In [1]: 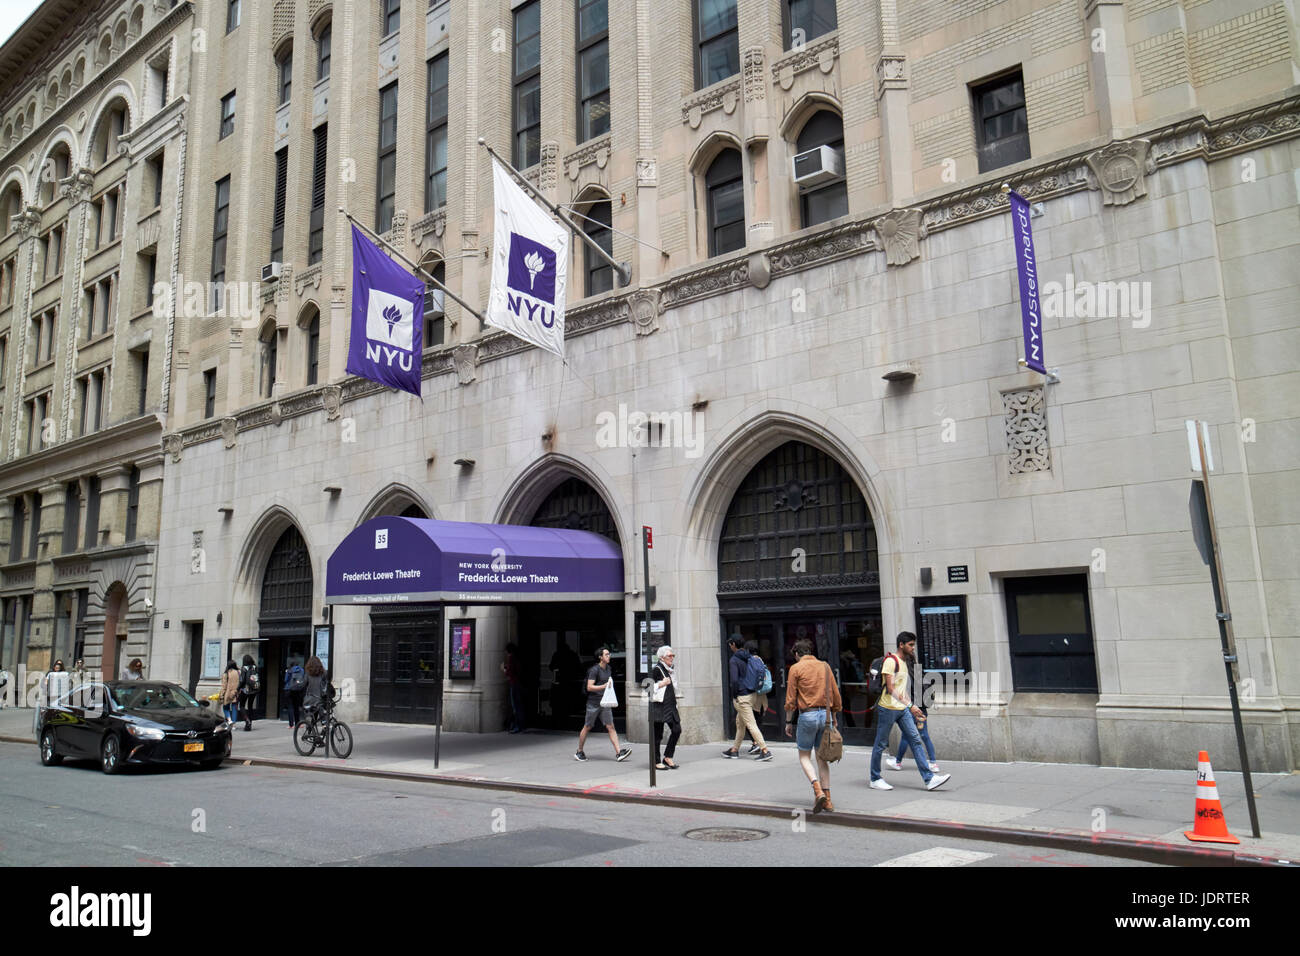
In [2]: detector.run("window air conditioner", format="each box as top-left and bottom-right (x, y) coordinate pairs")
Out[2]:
(262, 261), (283, 282)
(425, 287), (445, 315)
(792, 145), (845, 189)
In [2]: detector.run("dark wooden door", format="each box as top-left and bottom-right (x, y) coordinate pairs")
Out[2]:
(369, 605), (442, 723)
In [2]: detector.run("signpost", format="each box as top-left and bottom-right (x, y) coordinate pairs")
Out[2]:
(643, 525), (655, 789)
(1186, 420), (1259, 838)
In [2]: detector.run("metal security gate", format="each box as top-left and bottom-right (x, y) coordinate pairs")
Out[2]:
(369, 604), (442, 723)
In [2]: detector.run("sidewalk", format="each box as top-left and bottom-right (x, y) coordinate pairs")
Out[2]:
(4, 706), (1296, 865)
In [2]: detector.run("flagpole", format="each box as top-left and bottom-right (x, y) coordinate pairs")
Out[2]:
(478, 138), (632, 288)
(342, 209), (488, 326)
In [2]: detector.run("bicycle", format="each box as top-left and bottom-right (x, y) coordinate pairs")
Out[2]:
(292, 691), (353, 758)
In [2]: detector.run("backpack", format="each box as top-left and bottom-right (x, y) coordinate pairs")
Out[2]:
(241, 666), (260, 694)
(757, 660), (773, 695)
(743, 654), (767, 694)
(288, 666), (307, 692)
(866, 653), (899, 705)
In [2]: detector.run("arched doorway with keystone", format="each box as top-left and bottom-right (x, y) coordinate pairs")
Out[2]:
(716, 440), (883, 746)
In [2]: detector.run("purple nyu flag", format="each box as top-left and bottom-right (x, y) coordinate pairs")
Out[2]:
(1008, 190), (1046, 375)
(347, 224), (424, 397)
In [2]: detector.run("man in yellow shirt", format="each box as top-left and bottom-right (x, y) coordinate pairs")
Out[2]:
(870, 632), (951, 791)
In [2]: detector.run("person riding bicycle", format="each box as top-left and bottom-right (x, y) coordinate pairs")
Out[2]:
(302, 655), (334, 727)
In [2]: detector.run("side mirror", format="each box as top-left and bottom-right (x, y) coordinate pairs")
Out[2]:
(198, 699), (210, 708)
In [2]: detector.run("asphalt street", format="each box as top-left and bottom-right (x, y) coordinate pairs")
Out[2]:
(0, 742), (1155, 867)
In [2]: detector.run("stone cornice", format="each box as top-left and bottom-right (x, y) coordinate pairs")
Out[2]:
(0, 414), (163, 496)
(0, 2), (196, 166)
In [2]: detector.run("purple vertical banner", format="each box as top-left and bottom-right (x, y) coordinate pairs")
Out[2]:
(346, 225), (424, 397)
(1008, 189), (1046, 375)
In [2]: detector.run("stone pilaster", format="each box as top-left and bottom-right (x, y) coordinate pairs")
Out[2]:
(875, 1), (912, 207)
(1085, 0), (1137, 139)
(96, 464), (132, 548)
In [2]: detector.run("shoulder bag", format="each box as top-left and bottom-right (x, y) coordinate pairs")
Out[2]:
(816, 663), (844, 763)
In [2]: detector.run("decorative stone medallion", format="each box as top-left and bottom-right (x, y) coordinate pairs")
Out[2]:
(1085, 139), (1153, 206)
(870, 208), (926, 266)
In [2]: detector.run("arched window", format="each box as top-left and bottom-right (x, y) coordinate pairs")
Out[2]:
(718, 440), (877, 592)
(301, 307), (320, 386)
(260, 322), (278, 398)
(91, 100), (129, 167)
(315, 21), (331, 80)
(40, 144), (71, 205)
(2, 183), (24, 234)
(276, 44), (293, 106)
(529, 476), (619, 543)
(705, 149), (744, 257)
(419, 253), (445, 349)
(259, 526), (313, 625)
(795, 109), (847, 227)
(581, 198), (613, 296)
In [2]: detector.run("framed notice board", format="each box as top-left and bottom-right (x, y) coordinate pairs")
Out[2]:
(913, 595), (971, 674)
(448, 619), (475, 680)
(634, 611), (670, 681)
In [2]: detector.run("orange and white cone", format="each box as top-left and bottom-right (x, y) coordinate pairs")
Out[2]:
(1183, 750), (1240, 844)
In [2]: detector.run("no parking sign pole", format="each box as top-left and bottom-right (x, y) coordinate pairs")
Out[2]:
(643, 526), (655, 790)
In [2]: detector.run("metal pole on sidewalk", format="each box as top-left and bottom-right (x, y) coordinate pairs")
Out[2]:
(478, 138), (632, 287)
(643, 526), (655, 789)
(342, 209), (489, 327)
(1193, 422), (1260, 838)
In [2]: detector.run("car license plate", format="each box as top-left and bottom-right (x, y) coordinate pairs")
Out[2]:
(183, 742), (204, 753)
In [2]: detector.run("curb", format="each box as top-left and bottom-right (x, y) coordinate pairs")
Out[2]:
(8, 734), (1284, 867)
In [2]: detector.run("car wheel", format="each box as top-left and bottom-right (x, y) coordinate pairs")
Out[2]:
(39, 728), (63, 766)
(100, 734), (121, 775)
(200, 758), (223, 771)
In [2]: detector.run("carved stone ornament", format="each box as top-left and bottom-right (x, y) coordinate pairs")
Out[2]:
(682, 76), (742, 127)
(539, 142), (560, 191)
(876, 53), (907, 98)
(15, 205), (42, 239)
(772, 33), (840, 91)
(748, 251), (772, 290)
(410, 209), (447, 248)
(1085, 139), (1154, 206)
(565, 136), (611, 181)
(628, 288), (662, 336)
(295, 265), (323, 296)
(220, 418), (238, 448)
(743, 47), (765, 103)
(60, 168), (94, 203)
(452, 344), (478, 385)
(636, 158), (658, 187)
(871, 208), (926, 266)
(321, 384), (342, 421)
(269, 402), (283, 427)
(162, 433), (183, 463)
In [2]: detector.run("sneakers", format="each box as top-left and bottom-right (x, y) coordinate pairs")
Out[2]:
(755, 750), (774, 762)
(615, 748), (632, 761)
(573, 751), (588, 762)
(746, 744), (761, 755)
(928, 762), (941, 773)
(885, 756), (902, 771)
(869, 778), (894, 791)
(926, 772), (952, 791)
(721, 749), (740, 759)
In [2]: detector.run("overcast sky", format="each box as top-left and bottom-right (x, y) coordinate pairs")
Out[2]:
(0, 0), (45, 49)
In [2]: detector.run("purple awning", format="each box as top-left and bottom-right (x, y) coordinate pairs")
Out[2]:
(325, 517), (625, 605)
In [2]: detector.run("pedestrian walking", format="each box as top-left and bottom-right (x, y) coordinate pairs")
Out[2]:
(121, 658), (145, 680)
(650, 646), (681, 770)
(886, 644), (939, 773)
(220, 660), (240, 725)
(574, 646), (631, 762)
(502, 642), (525, 733)
(43, 660), (70, 704)
(783, 638), (842, 813)
(238, 654), (260, 732)
(284, 656), (307, 730)
(0, 665), (9, 708)
(721, 636), (773, 760)
(870, 632), (950, 792)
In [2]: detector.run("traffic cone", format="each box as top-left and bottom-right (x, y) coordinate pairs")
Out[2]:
(1183, 750), (1240, 844)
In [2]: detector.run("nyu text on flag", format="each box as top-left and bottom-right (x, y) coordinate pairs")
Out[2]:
(347, 224), (424, 397)
(486, 157), (568, 358)
(1008, 189), (1046, 375)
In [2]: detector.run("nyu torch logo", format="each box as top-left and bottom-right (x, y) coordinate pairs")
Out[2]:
(505, 233), (557, 328)
(364, 289), (415, 372)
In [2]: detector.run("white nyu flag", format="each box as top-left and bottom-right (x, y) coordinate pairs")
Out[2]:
(487, 158), (569, 358)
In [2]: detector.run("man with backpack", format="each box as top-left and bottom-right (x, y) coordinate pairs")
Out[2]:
(284, 656), (307, 730)
(869, 632), (950, 792)
(721, 637), (774, 761)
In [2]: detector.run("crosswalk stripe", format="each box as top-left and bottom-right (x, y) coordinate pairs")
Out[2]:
(873, 847), (995, 867)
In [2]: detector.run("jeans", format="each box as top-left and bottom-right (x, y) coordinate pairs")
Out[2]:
(794, 709), (827, 751)
(223, 703), (238, 723)
(508, 684), (526, 732)
(871, 707), (932, 783)
(897, 716), (936, 765)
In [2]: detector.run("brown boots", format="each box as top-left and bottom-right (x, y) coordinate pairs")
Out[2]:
(812, 781), (832, 814)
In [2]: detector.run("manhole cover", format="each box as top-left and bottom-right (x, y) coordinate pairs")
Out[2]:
(683, 827), (769, 843)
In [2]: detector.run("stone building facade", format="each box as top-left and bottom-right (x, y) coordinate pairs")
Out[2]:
(0, 0), (193, 695)
(6, 0), (1294, 770)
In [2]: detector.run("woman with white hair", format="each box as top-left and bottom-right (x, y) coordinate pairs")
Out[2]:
(651, 646), (681, 770)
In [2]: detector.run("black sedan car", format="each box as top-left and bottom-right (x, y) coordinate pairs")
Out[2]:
(38, 680), (232, 774)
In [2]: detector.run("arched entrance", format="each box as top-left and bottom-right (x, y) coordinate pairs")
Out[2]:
(237, 526), (313, 722)
(515, 475), (624, 732)
(717, 440), (882, 744)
